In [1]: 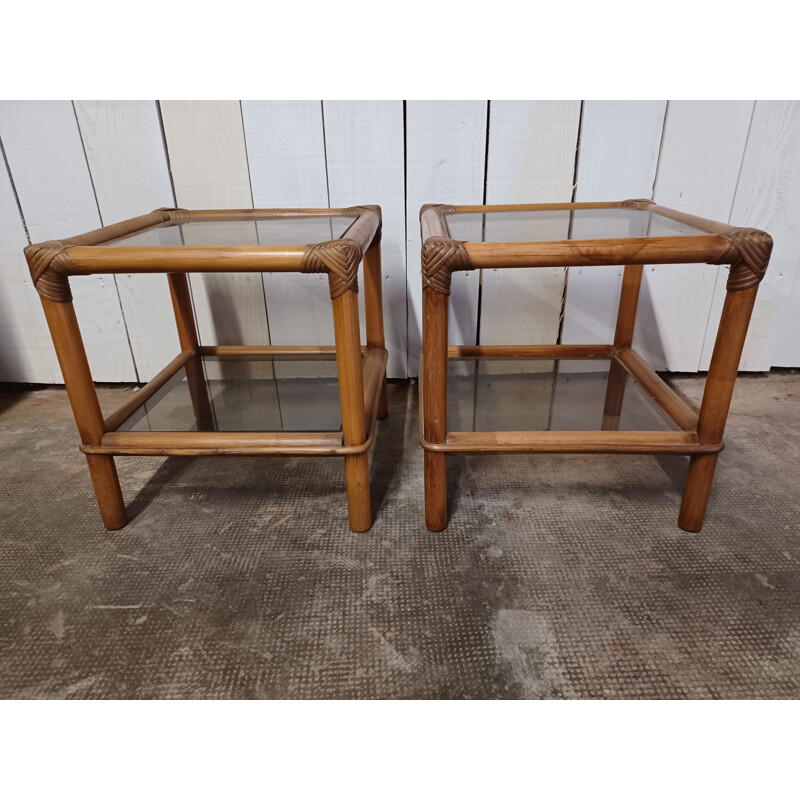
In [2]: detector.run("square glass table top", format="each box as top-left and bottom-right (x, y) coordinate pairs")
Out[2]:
(446, 358), (678, 433)
(115, 355), (343, 434)
(444, 207), (711, 243)
(106, 215), (357, 247)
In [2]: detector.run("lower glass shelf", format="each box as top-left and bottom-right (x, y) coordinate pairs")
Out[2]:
(445, 357), (679, 433)
(116, 354), (343, 434)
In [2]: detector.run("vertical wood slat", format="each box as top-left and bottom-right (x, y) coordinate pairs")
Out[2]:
(637, 100), (754, 372)
(323, 100), (406, 379)
(73, 100), (179, 381)
(159, 100), (270, 348)
(0, 148), (60, 383)
(241, 101), (331, 353)
(405, 101), (488, 376)
(708, 101), (800, 371)
(479, 101), (581, 378)
(0, 100), (136, 382)
(561, 101), (666, 359)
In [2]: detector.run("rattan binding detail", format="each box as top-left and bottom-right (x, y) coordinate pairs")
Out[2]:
(24, 240), (75, 303)
(419, 204), (457, 220)
(421, 236), (471, 295)
(169, 208), (191, 225)
(711, 228), (773, 291)
(620, 198), (654, 210)
(302, 239), (362, 299)
(152, 207), (191, 225)
(342, 205), (379, 217)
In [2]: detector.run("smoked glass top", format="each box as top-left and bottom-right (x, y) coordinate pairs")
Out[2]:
(106, 216), (357, 247)
(444, 208), (711, 243)
(446, 358), (678, 432)
(115, 355), (342, 433)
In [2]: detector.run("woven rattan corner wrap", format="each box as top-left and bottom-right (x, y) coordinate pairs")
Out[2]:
(711, 228), (773, 291)
(421, 237), (470, 295)
(24, 241), (75, 303)
(302, 239), (362, 298)
(621, 198), (654, 210)
(420, 203), (456, 216)
(152, 207), (189, 224)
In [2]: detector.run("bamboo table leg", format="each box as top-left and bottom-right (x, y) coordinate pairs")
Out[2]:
(41, 299), (126, 530)
(363, 237), (388, 420)
(332, 285), (371, 532)
(603, 264), (643, 430)
(423, 286), (449, 531)
(167, 273), (214, 430)
(678, 284), (759, 531)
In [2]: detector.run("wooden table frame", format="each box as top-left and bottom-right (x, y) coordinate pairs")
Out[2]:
(25, 206), (388, 533)
(419, 199), (773, 533)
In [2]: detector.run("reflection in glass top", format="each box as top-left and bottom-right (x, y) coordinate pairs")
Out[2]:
(444, 208), (710, 243)
(107, 216), (357, 247)
(116, 355), (342, 433)
(446, 358), (678, 432)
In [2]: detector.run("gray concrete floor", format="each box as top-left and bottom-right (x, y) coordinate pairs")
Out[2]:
(1, 374), (799, 699)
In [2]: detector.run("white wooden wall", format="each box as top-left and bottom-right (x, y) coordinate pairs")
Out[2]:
(1, 100), (799, 384)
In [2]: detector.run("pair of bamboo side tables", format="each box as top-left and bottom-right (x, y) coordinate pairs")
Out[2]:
(25, 202), (771, 534)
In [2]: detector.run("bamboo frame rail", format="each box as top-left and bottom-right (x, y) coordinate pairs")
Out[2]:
(102, 350), (195, 433)
(419, 199), (772, 533)
(26, 206), (387, 532)
(447, 344), (615, 359)
(417, 353), (723, 456)
(615, 347), (699, 432)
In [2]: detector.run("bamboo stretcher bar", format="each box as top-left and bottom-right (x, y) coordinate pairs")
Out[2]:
(450, 201), (622, 213)
(63, 210), (172, 247)
(434, 430), (723, 455)
(614, 348), (699, 432)
(62, 246), (307, 272)
(448, 344), (615, 359)
(638, 201), (739, 236)
(86, 431), (346, 457)
(462, 236), (729, 270)
(103, 350), (195, 433)
(184, 208), (362, 221)
(197, 345), (349, 360)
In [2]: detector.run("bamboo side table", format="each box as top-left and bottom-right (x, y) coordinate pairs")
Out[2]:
(25, 206), (388, 532)
(419, 199), (772, 532)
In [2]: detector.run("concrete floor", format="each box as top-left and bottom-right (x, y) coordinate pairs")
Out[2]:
(1, 374), (799, 699)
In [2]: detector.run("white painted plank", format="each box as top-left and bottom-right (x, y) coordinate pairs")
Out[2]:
(637, 100), (753, 372)
(0, 152), (60, 383)
(241, 100), (332, 361)
(478, 101), (581, 375)
(74, 100), (179, 381)
(703, 101), (800, 370)
(0, 100), (136, 382)
(406, 101), (488, 376)
(562, 101), (666, 351)
(159, 101), (270, 348)
(323, 100), (407, 378)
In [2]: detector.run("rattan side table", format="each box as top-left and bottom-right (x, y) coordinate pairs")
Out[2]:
(419, 200), (772, 532)
(25, 206), (388, 532)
